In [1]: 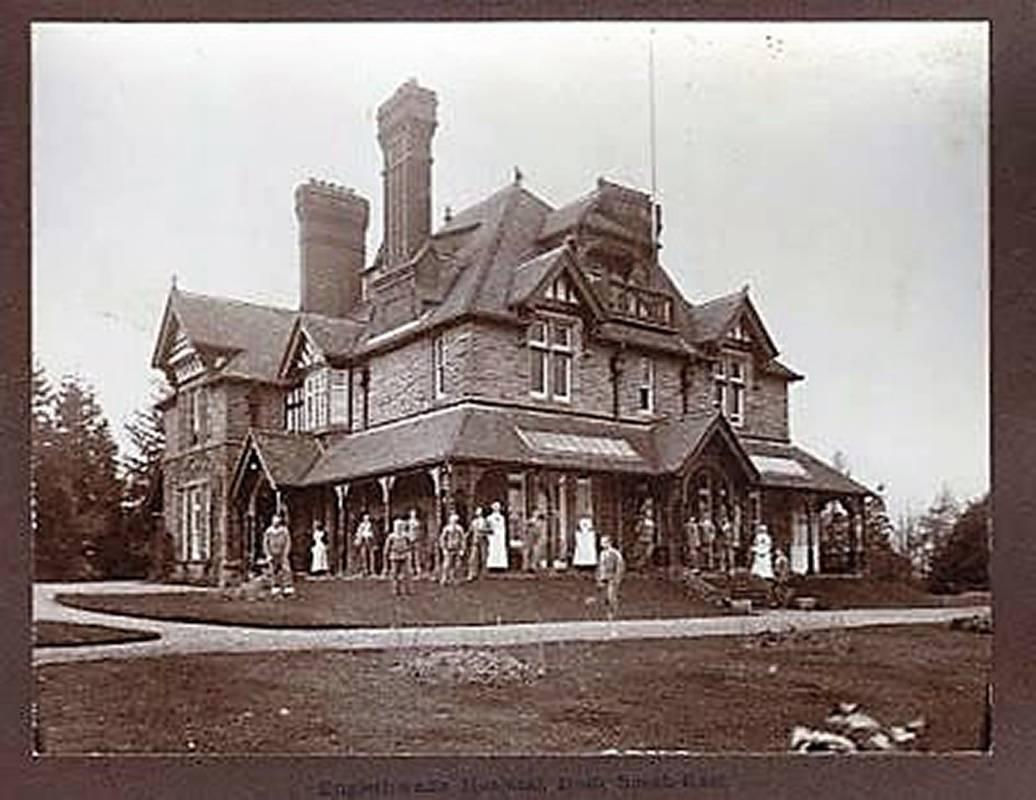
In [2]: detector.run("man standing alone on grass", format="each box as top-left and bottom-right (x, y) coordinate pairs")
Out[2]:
(383, 518), (413, 596)
(596, 535), (625, 620)
(263, 513), (294, 597)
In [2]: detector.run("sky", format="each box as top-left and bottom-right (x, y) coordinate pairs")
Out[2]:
(31, 21), (988, 519)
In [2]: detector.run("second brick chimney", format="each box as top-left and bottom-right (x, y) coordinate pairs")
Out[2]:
(295, 179), (370, 317)
(377, 79), (438, 269)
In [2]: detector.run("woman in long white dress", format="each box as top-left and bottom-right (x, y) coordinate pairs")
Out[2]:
(750, 524), (775, 580)
(309, 522), (329, 575)
(486, 501), (509, 569)
(572, 516), (598, 567)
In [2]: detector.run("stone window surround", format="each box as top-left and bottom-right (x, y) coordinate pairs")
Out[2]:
(713, 352), (748, 427)
(178, 479), (211, 564)
(528, 313), (575, 403)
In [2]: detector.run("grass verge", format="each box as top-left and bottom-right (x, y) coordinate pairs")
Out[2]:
(55, 574), (723, 628)
(34, 621), (160, 648)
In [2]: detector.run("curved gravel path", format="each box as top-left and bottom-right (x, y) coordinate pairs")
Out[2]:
(33, 581), (990, 666)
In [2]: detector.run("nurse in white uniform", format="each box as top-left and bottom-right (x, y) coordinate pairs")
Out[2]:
(486, 501), (509, 569)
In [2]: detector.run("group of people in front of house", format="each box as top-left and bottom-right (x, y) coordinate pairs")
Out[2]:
(682, 510), (792, 607)
(259, 496), (791, 609)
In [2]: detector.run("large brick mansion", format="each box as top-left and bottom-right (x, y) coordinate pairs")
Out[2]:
(151, 79), (868, 585)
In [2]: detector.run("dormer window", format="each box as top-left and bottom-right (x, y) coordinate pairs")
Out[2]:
(529, 317), (573, 402)
(713, 355), (747, 426)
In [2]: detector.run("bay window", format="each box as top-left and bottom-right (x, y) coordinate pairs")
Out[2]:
(179, 483), (210, 562)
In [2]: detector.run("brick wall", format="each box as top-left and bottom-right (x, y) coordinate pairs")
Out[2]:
(742, 369), (790, 440)
(366, 335), (435, 426)
(162, 442), (238, 584)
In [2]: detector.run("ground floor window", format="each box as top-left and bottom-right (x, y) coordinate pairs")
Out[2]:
(179, 483), (211, 562)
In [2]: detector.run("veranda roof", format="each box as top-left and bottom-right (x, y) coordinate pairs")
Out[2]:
(739, 437), (871, 496)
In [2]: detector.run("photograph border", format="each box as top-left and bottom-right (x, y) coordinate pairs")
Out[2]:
(4, 1), (1029, 797)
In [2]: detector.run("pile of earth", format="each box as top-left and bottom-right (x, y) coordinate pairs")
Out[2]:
(392, 648), (543, 686)
(741, 626), (853, 656)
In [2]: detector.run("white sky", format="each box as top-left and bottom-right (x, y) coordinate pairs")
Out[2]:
(31, 21), (988, 518)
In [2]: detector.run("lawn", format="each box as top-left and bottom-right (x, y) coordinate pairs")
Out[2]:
(33, 621), (160, 648)
(789, 576), (987, 609)
(34, 624), (991, 755)
(55, 573), (724, 628)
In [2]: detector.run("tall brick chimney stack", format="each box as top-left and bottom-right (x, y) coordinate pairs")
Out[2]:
(377, 79), (438, 268)
(294, 178), (370, 317)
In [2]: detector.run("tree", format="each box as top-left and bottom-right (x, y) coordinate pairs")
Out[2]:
(906, 486), (961, 579)
(861, 485), (912, 581)
(928, 493), (990, 593)
(122, 379), (169, 578)
(32, 372), (124, 580)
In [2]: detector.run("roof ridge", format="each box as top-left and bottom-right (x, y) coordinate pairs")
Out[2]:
(176, 288), (296, 315)
(467, 181), (525, 309)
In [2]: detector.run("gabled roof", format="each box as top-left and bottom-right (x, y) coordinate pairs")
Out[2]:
(152, 288), (297, 382)
(300, 311), (367, 359)
(231, 429), (325, 492)
(652, 411), (759, 480)
(739, 437), (871, 496)
(686, 286), (780, 360)
(506, 243), (607, 319)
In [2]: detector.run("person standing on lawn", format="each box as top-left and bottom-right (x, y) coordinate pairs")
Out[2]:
(465, 506), (491, 581)
(263, 513), (294, 597)
(771, 547), (792, 607)
(596, 535), (625, 620)
(383, 517), (413, 596)
(354, 513), (376, 577)
(439, 511), (466, 585)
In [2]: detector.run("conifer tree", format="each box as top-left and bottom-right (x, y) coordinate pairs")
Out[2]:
(32, 372), (124, 579)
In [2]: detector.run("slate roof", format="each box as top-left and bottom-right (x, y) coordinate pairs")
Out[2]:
(154, 176), (800, 386)
(303, 403), (659, 485)
(247, 430), (325, 487)
(299, 311), (367, 360)
(651, 411), (758, 478)
(159, 289), (297, 382)
(739, 437), (871, 496)
(296, 403), (865, 498)
(686, 289), (746, 343)
(507, 244), (569, 306)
